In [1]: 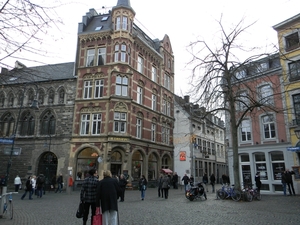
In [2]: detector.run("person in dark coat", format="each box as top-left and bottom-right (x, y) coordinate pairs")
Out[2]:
(157, 174), (164, 198)
(202, 173), (209, 192)
(255, 172), (262, 192)
(96, 170), (121, 225)
(21, 176), (33, 200)
(81, 169), (98, 225)
(281, 171), (287, 196)
(138, 175), (148, 200)
(285, 169), (296, 196)
(118, 174), (128, 202)
(36, 174), (45, 198)
(162, 174), (170, 199)
(55, 174), (63, 193)
(210, 173), (216, 193)
(172, 172), (178, 189)
(181, 174), (189, 192)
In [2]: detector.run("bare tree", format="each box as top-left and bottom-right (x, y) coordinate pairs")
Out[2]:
(186, 17), (284, 190)
(0, 0), (62, 70)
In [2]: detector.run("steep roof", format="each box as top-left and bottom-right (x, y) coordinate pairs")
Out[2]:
(113, 0), (134, 12)
(1, 62), (75, 85)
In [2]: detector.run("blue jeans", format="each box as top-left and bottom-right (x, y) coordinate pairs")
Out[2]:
(21, 190), (32, 199)
(141, 189), (146, 199)
(55, 183), (62, 193)
(282, 183), (286, 195)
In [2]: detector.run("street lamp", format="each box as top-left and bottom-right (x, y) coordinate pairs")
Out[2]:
(294, 125), (300, 140)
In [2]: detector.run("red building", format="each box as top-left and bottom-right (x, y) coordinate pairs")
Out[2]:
(70, 0), (175, 186)
(226, 54), (293, 194)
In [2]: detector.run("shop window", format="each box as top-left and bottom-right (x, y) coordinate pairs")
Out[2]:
(148, 153), (158, 180)
(254, 153), (267, 180)
(271, 152), (285, 181)
(76, 148), (98, 180)
(132, 151), (143, 181)
(240, 154), (250, 162)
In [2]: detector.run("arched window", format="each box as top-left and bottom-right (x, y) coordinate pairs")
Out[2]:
(8, 93), (14, 107)
(41, 111), (56, 135)
(58, 89), (65, 104)
(132, 151), (143, 181)
(48, 89), (55, 104)
(27, 89), (34, 106)
(38, 89), (45, 105)
(20, 111), (35, 136)
(0, 113), (14, 137)
(0, 92), (5, 107)
(17, 91), (23, 106)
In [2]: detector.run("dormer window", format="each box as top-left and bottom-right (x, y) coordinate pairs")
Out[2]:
(101, 16), (109, 21)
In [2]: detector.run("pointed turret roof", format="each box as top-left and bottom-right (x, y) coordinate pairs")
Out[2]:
(113, 0), (135, 13)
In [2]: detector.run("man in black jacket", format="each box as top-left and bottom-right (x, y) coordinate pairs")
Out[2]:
(285, 169), (296, 196)
(81, 169), (99, 225)
(96, 170), (121, 225)
(118, 174), (128, 202)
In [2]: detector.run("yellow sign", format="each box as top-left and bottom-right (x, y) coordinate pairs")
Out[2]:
(109, 137), (129, 142)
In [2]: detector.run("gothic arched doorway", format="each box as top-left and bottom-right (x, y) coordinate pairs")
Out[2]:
(37, 152), (58, 190)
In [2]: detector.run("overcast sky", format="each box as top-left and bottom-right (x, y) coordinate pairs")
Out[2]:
(3, 0), (299, 95)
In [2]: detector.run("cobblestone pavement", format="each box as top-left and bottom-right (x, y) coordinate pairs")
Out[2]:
(1, 185), (300, 225)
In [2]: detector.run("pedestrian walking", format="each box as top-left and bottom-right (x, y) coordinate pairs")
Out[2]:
(285, 169), (296, 196)
(80, 168), (99, 225)
(181, 174), (189, 192)
(255, 172), (262, 192)
(172, 172), (178, 189)
(96, 170), (121, 225)
(210, 173), (216, 193)
(36, 174), (45, 198)
(51, 175), (56, 191)
(31, 175), (36, 196)
(118, 174), (127, 202)
(281, 171), (287, 196)
(202, 173), (209, 192)
(158, 174), (164, 198)
(138, 175), (148, 200)
(162, 174), (170, 199)
(21, 176), (33, 200)
(14, 175), (22, 192)
(55, 174), (63, 193)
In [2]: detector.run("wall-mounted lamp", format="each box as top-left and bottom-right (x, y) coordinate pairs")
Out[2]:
(294, 125), (300, 140)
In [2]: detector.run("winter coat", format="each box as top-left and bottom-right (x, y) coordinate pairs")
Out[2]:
(96, 177), (121, 213)
(138, 178), (148, 191)
(181, 175), (189, 185)
(162, 175), (170, 189)
(210, 174), (216, 184)
(25, 179), (32, 191)
(119, 177), (128, 189)
(202, 174), (208, 184)
(255, 175), (262, 188)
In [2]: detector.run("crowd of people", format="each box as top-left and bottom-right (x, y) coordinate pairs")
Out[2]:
(18, 173), (64, 200)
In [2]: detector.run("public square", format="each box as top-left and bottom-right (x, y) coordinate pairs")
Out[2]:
(1, 185), (300, 225)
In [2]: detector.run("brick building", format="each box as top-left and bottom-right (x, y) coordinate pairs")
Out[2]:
(69, 0), (175, 187)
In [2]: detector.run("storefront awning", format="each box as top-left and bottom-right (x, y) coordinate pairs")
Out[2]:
(161, 168), (173, 174)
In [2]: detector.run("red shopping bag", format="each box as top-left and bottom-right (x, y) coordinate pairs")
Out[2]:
(92, 207), (102, 225)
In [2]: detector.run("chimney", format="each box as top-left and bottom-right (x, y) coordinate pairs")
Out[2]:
(184, 95), (190, 103)
(1, 67), (8, 74)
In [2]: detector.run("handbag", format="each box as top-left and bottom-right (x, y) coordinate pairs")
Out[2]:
(92, 207), (102, 225)
(76, 201), (84, 219)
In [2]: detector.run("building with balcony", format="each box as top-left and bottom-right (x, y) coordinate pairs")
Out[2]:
(69, 0), (175, 187)
(273, 13), (300, 192)
(174, 95), (227, 183)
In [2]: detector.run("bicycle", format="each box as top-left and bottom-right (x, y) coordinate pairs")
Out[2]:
(242, 183), (261, 202)
(217, 184), (241, 201)
(1, 192), (17, 219)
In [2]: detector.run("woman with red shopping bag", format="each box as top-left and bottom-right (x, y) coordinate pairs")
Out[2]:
(93, 207), (102, 225)
(95, 170), (121, 225)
